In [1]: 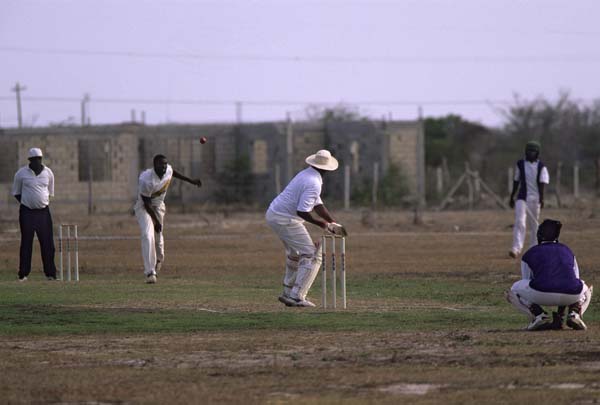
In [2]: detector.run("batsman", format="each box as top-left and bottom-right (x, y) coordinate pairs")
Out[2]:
(266, 150), (347, 307)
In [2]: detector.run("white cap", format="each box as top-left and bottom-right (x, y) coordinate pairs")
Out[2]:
(305, 149), (339, 171)
(28, 148), (43, 158)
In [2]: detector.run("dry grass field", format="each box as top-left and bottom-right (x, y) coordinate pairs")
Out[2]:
(1, 208), (599, 404)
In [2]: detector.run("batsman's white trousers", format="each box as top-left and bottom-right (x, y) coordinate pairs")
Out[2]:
(135, 203), (165, 276)
(266, 209), (322, 300)
(511, 279), (591, 312)
(512, 199), (540, 254)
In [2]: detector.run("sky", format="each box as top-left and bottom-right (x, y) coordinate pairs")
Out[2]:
(1, 0), (599, 128)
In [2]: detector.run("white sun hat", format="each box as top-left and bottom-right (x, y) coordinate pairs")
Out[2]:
(28, 148), (43, 158)
(305, 149), (339, 171)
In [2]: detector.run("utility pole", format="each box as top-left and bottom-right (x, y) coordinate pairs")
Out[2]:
(81, 93), (90, 126)
(286, 112), (294, 182)
(414, 106), (426, 224)
(235, 101), (243, 124)
(12, 82), (26, 128)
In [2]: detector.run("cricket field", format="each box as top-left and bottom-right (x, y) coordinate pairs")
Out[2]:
(1, 208), (599, 404)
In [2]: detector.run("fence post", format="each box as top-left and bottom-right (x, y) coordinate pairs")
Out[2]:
(372, 162), (379, 207)
(555, 162), (562, 208)
(275, 163), (281, 195)
(344, 165), (350, 210)
(436, 166), (443, 197)
(574, 162), (580, 199)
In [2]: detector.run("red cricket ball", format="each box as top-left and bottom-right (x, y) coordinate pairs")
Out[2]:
(200, 137), (207, 144)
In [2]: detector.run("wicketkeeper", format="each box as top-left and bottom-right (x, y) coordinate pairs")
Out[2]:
(506, 219), (593, 331)
(266, 150), (347, 307)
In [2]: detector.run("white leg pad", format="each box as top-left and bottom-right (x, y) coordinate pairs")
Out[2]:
(283, 253), (299, 296)
(505, 288), (534, 321)
(581, 284), (593, 315)
(291, 243), (323, 300)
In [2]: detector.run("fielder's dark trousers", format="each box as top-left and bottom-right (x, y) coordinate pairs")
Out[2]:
(18, 205), (57, 279)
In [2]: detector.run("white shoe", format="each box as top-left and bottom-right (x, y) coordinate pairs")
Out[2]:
(292, 297), (316, 307)
(155, 261), (162, 274)
(146, 274), (157, 284)
(18, 276), (27, 282)
(278, 294), (296, 307)
(566, 312), (587, 331)
(527, 313), (551, 331)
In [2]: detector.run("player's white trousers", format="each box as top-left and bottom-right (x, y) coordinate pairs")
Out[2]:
(135, 203), (165, 276)
(510, 279), (591, 313)
(266, 209), (323, 300)
(512, 199), (540, 254)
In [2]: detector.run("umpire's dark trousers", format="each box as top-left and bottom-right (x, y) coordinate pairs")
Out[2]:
(18, 205), (57, 279)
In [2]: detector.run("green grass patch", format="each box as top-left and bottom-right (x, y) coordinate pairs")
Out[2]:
(0, 273), (596, 336)
(0, 304), (520, 335)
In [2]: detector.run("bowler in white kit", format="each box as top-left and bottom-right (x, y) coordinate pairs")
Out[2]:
(135, 154), (202, 283)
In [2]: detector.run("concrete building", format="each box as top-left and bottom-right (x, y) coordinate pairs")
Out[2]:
(0, 119), (423, 215)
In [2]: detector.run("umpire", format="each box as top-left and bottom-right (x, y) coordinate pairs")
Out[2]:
(11, 148), (58, 281)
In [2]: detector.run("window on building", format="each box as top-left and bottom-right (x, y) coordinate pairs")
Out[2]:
(191, 140), (203, 177)
(0, 140), (18, 182)
(251, 140), (268, 174)
(78, 139), (112, 181)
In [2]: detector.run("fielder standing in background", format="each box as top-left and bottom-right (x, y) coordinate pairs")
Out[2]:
(509, 141), (549, 258)
(135, 154), (202, 284)
(11, 147), (58, 281)
(266, 150), (347, 307)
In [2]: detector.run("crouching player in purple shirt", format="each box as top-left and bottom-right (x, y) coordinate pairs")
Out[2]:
(505, 219), (593, 331)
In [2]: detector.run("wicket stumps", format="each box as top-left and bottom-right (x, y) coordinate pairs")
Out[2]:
(321, 235), (346, 309)
(58, 224), (79, 281)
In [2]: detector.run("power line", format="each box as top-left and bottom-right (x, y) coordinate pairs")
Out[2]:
(0, 95), (518, 106)
(0, 95), (597, 106)
(2, 46), (600, 64)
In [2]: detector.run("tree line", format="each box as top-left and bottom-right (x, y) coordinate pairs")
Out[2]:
(425, 93), (600, 203)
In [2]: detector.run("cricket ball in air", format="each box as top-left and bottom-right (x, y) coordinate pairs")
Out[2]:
(200, 137), (207, 144)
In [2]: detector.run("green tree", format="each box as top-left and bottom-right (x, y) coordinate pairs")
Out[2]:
(350, 164), (410, 206)
(215, 156), (255, 204)
(379, 164), (410, 205)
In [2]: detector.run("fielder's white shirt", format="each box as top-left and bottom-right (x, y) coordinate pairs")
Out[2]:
(514, 160), (550, 201)
(135, 164), (173, 208)
(12, 165), (54, 209)
(268, 166), (324, 218)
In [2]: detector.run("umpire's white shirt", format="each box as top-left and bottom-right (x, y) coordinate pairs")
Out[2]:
(514, 161), (549, 201)
(268, 166), (323, 218)
(12, 165), (54, 209)
(134, 164), (173, 209)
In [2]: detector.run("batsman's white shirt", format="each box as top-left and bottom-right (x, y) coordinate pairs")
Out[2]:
(514, 161), (549, 201)
(134, 164), (173, 209)
(12, 166), (54, 209)
(268, 166), (323, 218)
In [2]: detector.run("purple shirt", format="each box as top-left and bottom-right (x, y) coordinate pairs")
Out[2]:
(521, 242), (583, 294)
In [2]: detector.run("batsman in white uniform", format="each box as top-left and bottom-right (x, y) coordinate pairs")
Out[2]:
(266, 150), (347, 307)
(509, 141), (549, 258)
(134, 154), (202, 283)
